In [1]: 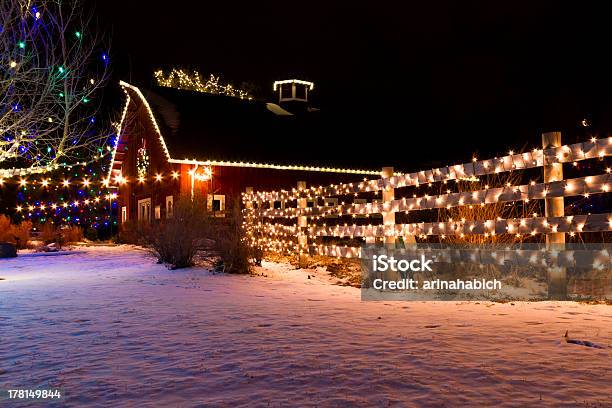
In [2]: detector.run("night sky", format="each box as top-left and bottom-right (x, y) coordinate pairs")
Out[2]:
(95, 1), (612, 171)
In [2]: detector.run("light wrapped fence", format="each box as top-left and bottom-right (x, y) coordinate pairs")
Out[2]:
(247, 212), (612, 259)
(243, 134), (611, 261)
(307, 213), (612, 238)
(245, 137), (612, 202)
(253, 173), (612, 218)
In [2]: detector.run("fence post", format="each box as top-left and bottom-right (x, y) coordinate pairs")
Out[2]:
(297, 181), (309, 267)
(542, 131), (567, 299)
(382, 167), (396, 247)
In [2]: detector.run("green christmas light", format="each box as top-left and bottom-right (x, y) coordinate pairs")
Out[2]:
(75, 31), (82, 39)
(58, 66), (65, 74)
(18, 41), (25, 49)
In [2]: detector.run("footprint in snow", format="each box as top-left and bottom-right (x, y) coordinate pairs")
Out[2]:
(563, 331), (606, 349)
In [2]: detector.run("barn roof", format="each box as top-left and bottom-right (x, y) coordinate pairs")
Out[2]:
(115, 81), (379, 176)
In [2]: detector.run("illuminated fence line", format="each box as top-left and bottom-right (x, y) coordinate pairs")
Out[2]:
(242, 133), (612, 260)
(252, 173), (612, 218)
(307, 213), (612, 238)
(245, 137), (612, 202)
(248, 213), (612, 242)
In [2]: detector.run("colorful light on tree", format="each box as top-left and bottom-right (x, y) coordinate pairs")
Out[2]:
(0, 0), (112, 177)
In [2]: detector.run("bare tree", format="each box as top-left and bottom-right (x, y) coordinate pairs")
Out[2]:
(0, 0), (110, 176)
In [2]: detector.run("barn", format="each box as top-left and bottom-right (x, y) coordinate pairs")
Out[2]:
(108, 80), (379, 223)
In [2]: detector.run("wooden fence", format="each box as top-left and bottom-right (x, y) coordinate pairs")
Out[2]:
(242, 133), (612, 260)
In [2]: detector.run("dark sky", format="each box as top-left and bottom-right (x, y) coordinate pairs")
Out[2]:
(95, 0), (612, 171)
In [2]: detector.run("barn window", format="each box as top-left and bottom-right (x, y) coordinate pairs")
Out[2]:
(281, 83), (293, 99)
(166, 196), (174, 218)
(207, 194), (226, 217)
(137, 198), (151, 222)
(295, 83), (307, 100)
(121, 206), (127, 223)
(155, 205), (161, 220)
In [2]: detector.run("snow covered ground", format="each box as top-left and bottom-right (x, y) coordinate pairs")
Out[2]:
(0, 246), (610, 407)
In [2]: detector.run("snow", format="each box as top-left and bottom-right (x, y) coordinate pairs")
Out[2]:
(0, 246), (610, 407)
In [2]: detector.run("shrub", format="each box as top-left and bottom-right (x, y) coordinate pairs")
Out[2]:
(39, 222), (56, 244)
(116, 220), (148, 245)
(211, 203), (253, 274)
(136, 196), (254, 272)
(62, 225), (84, 244)
(0, 215), (31, 249)
(85, 227), (98, 241)
(39, 223), (83, 247)
(0, 215), (11, 241)
(146, 196), (211, 269)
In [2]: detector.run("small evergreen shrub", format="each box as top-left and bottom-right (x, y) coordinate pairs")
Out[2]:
(85, 227), (98, 241)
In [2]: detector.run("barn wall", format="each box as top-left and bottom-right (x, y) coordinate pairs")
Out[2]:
(205, 166), (365, 208)
(114, 85), (372, 224)
(116, 90), (181, 222)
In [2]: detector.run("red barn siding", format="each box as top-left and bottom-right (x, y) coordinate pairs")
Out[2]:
(114, 84), (372, 223)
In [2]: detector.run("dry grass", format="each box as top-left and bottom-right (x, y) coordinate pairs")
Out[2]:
(0, 215), (31, 249)
(39, 223), (84, 246)
(436, 172), (542, 245)
(146, 197), (211, 269)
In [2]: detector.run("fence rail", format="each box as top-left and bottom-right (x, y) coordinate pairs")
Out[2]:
(242, 135), (612, 260)
(251, 173), (611, 218)
(245, 138), (612, 202)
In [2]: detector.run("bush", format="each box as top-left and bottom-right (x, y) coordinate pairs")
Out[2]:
(146, 196), (211, 269)
(85, 227), (98, 241)
(211, 204), (253, 274)
(62, 225), (84, 244)
(0, 215), (31, 249)
(0, 215), (11, 242)
(134, 195), (254, 272)
(39, 223), (83, 246)
(116, 220), (148, 245)
(39, 222), (56, 244)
